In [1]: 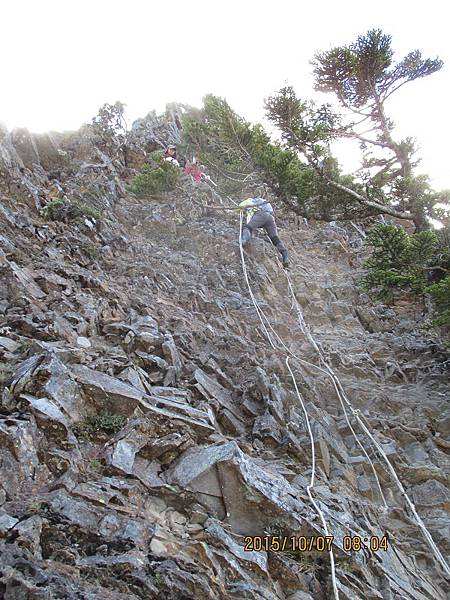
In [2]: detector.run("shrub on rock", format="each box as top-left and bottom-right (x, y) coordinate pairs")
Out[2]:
(128, 151), (180, 197)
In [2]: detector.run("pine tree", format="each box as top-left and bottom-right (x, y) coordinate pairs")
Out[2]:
(266, 30), (447, 230)
(182, 95), (358, 219)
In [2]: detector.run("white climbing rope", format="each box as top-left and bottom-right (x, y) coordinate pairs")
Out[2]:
(202, 185), (448, 583)
(239, 212), (278, 350)
(238, 211), (340, 599)
(236, 205), (385, 554)
(285, 271), (450, 579)
(284, 274), (387, 507)
(285, 356), (340, 600)
(238, 213), (449, 584)
(238, 230), (387, 508)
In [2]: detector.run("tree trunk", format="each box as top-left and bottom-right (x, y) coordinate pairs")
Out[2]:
(412, 211), (431, 232)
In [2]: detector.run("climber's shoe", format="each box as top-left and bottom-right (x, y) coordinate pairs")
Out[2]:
(281, 249), (289, 269)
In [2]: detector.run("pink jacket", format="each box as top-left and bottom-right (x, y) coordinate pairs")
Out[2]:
(184, 163), (203, 183)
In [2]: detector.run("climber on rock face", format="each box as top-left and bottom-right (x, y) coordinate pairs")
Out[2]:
(163, 145), (184, 167)
(237, 185), (289, 268)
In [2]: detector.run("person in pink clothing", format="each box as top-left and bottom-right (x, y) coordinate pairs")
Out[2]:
(184, 162), (203, 183)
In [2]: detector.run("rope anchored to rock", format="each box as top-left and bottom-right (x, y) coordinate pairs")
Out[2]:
(284, 271), (450, 580)
(238, 209), (450, 589)
(238, 211), (340, 600)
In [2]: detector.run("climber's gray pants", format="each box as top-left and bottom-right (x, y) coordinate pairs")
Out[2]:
(241, 211), (287, 253)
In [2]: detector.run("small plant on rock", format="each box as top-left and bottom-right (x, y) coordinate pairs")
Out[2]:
(42, 198), (101, 223)
(74, 411), (126, 440)
(79, 242), (99, 259)
(42, 197), (66, 220)
(91, 101), (128, 160)
(74, 201), (101, 220)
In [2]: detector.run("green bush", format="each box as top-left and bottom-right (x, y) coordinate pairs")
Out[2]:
(128, 151), (180, 197)
(361, 224), (437, 302)
(91, 101), (127, 157)
(426, 276), (450, 327)
(42, 198), (66, 220)
(76, 202), (101, 220)
(74, 411), (126, 440)
(181, 95), (359, 218)
(79, 242), (99, 259)
(42, 198), (101, 223)
(361, 223), (450, 331)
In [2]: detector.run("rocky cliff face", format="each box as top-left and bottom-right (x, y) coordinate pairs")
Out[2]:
(0, 117), (449, 600)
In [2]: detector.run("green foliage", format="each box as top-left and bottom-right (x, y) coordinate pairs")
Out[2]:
(335, 554), (355, 574)
(181, 95), (259, 196)
(88, 458), (103, 472)
(153, 573), (164, 589)
(362, 224), (450, 330)
(74, 411), (126, 440)
(42, 198), (65, 220)
(76, 202), (101, 220)
(42, 198), (101, 223)
(265, 31), (446, 230)
(128, 151), (180, 197)
(432, 226), (450, 272)
(361, 224), (437, 301)
(28, 500), (42, 513)
(313, 29), (442, 107)
(79, 242), (99, 259)
(426, 277), (450, 327)
(390, 175), (449, 231)
(265, 86), (340, 159)
(182, 95), (359, 219)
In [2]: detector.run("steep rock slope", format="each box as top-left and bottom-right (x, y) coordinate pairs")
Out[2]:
(0, 124), (449, 600)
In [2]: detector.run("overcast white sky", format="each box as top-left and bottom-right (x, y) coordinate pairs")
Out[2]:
(1, 0), (449, 188)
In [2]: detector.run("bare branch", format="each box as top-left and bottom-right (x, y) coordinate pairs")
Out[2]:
(323, 177), (414, 221)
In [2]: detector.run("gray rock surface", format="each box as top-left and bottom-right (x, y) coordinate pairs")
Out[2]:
(0, 113), (448, 599)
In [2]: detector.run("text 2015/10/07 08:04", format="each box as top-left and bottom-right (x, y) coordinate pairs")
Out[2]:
(244, 535), (389, 553)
